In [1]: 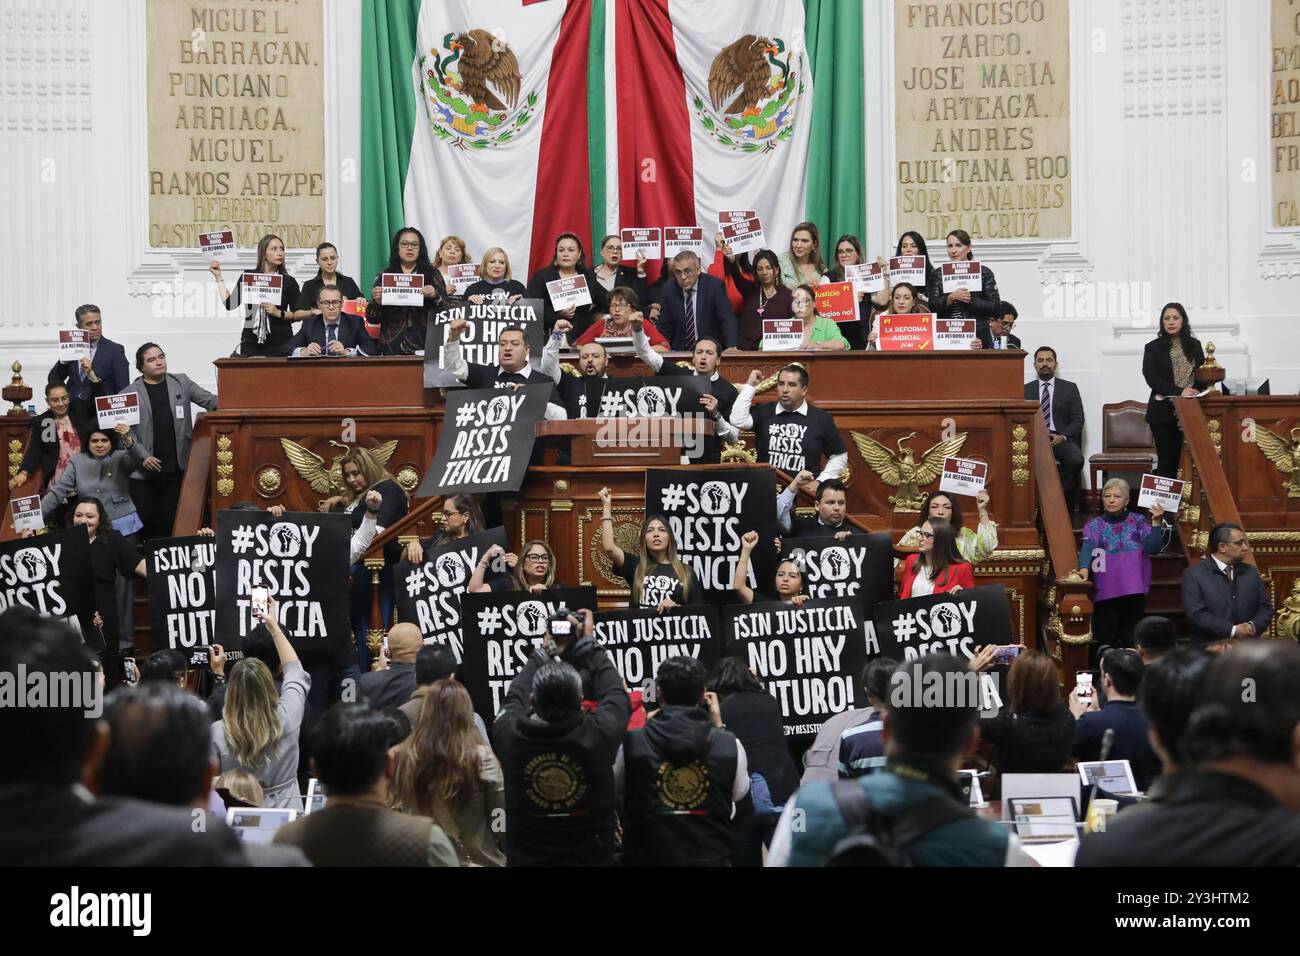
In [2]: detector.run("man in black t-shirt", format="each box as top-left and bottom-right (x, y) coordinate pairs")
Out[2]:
(729, 363), (848, 480)
(541, 323), (609, 420)
(630, 323), (739, 464)
(439, 318), (566, 418)
(125, 343), (218, 540)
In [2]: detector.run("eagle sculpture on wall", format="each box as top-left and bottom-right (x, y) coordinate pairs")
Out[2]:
(1253, 424), (1300, 497)
(708, 35), (785, 116)
(280, 439), (398, 496)
(450, 29), (521, 112)
(851, 430), (968, 512)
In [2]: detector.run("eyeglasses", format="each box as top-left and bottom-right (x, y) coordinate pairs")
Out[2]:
(398, 240), (421, 249)
(920, 531), (935, 540)
(525, 553), (550, 563)
(319, 300), (343, 309)
(1228, 538), (1249, 547)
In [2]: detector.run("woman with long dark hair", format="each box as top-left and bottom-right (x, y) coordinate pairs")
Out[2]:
(733, 531), (806, 605)
(926, 229), (1002, 341)
(598, 486), (696, 611)
(368, 227), (448, 355)
(390, 678), (506, 866)
(900, 517), (974, 598)
(706, 657), (800, 866)
(979, 649), (1075, 775)
(401, 493), (485, 566)
(1143, 302), (1205, 478)
(293, 242), (364, 321)
(525, 232), (610, 337)
(864, 281), (927, 349)
(211, 233), (303, 357)
(893, 230), (936, 305)
(727, 248), (793, 350)
(896, 490), (997, 566)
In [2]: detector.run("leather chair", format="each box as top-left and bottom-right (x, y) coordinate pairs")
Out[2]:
(1088, 401), (1156, 497)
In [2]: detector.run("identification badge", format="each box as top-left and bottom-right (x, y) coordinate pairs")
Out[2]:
(176, 404), (185, 419)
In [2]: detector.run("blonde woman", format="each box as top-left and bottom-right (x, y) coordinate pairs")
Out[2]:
(465, 246), (526, 304)
(214, 769), (265, 808)
(391, 679), (506, 867)
(211, 597), (310, 808)
(597, 486), (697, 612)
(468, 539), (562, 594)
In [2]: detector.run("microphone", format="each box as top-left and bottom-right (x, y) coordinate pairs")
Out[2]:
(1085, 727), (1117, 830)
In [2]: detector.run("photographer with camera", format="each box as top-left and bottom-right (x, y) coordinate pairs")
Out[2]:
(493, 606), (631, 866)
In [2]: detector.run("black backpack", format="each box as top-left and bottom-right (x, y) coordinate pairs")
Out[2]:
(826, 780), (973, 866)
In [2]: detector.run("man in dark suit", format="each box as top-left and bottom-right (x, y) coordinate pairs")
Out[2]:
(1181, 522), (1274, 647)
(359, 623), (422, 711)
(0, 609), (248, 866)
(978, 301), (1023, 350)
(48, 304), (130, 419)
(1025, 346), (1084, 511)
(652, 251), (737, 351)
(287, 285), (376, 356)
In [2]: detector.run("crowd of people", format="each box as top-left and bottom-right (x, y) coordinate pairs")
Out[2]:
(3, 213), (1291, 870)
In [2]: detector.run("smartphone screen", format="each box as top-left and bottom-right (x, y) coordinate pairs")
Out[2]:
(252, 587), (269, 621)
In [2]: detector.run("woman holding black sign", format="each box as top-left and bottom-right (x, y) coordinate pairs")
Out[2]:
(465, 247), (527, 304)
(368, 227), (448, 355)
(401, 493), (485, 566)
(926, 229), (1001, 341)
(468, 540), (562, 595)
(66, 496), (144, 689)
(1143, 302), (1206, 478)
(733, 531), (808, 605)
(525, 233), (609, 337)
(900, 518), (974, 598)
(211, 233), (303, 357)
(598, 487), (697, 612)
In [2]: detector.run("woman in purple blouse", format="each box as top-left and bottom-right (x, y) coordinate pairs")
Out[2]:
(1077, 477), (1171, 650)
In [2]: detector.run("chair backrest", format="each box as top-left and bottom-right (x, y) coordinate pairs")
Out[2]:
(1101, 401), (1153, 451)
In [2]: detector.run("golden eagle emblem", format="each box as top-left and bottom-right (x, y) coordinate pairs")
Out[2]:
(279, 439), (398, 496)
(421, 29), (534, 148)
(694, 35), (803, 153)
(850, 430), (968, 512)
(1253, 424), (1300, 498)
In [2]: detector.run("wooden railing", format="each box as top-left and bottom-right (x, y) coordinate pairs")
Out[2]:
(357, 492), (444, 666)
(1173, 397), (1254, 567)
(1031, 412), (1094, 678)
(173, 423), (213, 535)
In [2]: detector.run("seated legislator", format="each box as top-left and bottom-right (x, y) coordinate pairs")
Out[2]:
(733, 531), (809, 606)
(896, 491), (998, 566)
(631, 319), (739, 464)
(730, 363), (848, 481)
(726, 249), (794, 351)
(48, 305), (130, 418)
(819, 234), (878, 350)
(1025, 346), (1085, 512)
(574, 286), (669, 351)
(655, 250), (738, 352)
(864, 282), (926, 350)
(762, 285), (849, 351)
(900, 518), (975, 598)
(465, 246), (526, 304)
(525, 232), (609, 337)
(776, 474), (859, 539)
(292, 242), (365, 322)
(975, 301), (1022, 351)
(440, 317), (566, 420)
(368, 227), (448, 356)
(1181, 523), (1274, 648)
(211, 234), (302, 357)
(926, 229), (1001, 343)
(592, 233), (649, 303)
(287, 285), (376, 357)
(10, 383), (89, 498)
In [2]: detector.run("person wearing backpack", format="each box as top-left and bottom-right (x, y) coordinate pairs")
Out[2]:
(768, 653), (1036, 867)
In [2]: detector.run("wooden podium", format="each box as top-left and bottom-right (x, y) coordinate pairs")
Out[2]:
(535, 418), (715, 467)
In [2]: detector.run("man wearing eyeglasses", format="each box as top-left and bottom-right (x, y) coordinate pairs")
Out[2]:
(1182, 522), (1273, 648)
(652, 251), (737, 352)
(287, 286), (376, 357)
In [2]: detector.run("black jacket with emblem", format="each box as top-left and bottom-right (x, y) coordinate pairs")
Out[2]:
(493, 637), (630, 867)
(623, 705), (739, 866)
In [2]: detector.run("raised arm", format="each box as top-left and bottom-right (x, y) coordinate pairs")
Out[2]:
(732, 531), (759, 604)
(597, 486), (625, 569)
(729, 371), (762, 430)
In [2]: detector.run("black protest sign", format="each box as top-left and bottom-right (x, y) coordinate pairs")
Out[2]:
(214, 511), (351, 663)
(585, 375), (706, 419)
(870, 585), (1013, 664)
(784, 532), (895, 604)
(644, 468), (777, 602)
(0, 526), (94, 640)
(594, 605), (721, 690)
(459, 586), (598, 723)
(424, 299), (546, 388)
(417, 384), (552, 497)
(146, 535), (217, 668)
(394, 527), (510, 661)
(723, 597), (869, 739)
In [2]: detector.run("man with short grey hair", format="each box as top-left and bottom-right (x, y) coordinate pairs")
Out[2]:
(654, 250), (737, 352)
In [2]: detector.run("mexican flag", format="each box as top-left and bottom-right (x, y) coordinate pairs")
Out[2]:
(362, 0), (862, 286)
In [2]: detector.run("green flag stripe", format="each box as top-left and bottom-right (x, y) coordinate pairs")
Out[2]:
(803, 0), (866, 246)
(361, 0), (424, 290)
(588, 0), (608, 251)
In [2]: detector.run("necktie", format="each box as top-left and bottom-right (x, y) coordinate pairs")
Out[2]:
(326, 323), (337, 348)
(684, 288), (698, 350)
(1040, 382), (1053, 431)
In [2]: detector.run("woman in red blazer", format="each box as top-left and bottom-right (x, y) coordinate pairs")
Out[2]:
(901, 518), (975, 598)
